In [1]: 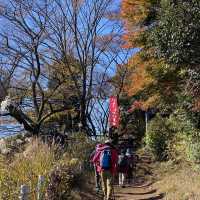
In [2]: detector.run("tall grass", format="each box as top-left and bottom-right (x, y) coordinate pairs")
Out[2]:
(0, 134), (96, 200)
(0, 140), (58, 199)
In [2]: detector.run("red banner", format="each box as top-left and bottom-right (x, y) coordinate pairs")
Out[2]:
(109, 96), (120, 128)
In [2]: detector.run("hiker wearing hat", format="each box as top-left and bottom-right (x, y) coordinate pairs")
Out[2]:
(90, 143), (104, 192)
(92, 139), (118, 200)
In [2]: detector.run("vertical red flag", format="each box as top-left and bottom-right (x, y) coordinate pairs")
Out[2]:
(109, 96), (120, 128)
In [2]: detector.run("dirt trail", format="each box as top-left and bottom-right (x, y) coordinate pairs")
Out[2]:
(114, 181), (164, 200)
(114, 155), (165, 200)
(85, 154), (165, 200)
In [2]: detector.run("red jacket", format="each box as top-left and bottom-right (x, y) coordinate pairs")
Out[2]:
(92, 144), (118, 175)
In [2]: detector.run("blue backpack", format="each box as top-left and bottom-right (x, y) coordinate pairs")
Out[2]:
(100, 148), (112, 170)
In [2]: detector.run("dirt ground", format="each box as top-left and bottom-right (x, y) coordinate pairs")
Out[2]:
(114, 180), (164, 200)
(83, 153), (165, 200)
(114, 154), (165, 200)
(83, 152), (200, 200)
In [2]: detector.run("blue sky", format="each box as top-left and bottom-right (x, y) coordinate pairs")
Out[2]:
(0, 0), (140, 136)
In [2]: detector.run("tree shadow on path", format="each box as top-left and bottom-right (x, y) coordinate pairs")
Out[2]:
(138, 193), (165, 200)
(116, 189), (157, 196)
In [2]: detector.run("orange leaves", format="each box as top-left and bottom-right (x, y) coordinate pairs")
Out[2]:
(122, 51), (160, 110)
(121, 0), (150, 25)
(141, 95), (159, 110)
(124, 53), (154, 96)
(128, 94), (159, 112)
(128, 100), (143, 112)
(192, 98), (200, 111)
(121, 0), (150, 48)
(119, 1), (162, 110)
(121, 29), (144, 48)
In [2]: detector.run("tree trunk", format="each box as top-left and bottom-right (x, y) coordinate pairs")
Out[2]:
(7, 104), (40, 136)
(80, 99), (87, 131)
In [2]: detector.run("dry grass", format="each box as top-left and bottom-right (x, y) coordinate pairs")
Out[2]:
(154, 161), (200, 200)
(0, 135), (96, 200)
(135, 149), (200, 200)
(0, 140), (58, 199)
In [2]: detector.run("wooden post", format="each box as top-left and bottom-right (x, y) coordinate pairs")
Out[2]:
(37, 175), (45, 200)
(19, 185), (29, 200)
(145, 111), (148, 134)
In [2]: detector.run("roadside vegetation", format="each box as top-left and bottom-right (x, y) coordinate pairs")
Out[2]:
(0, 134), (97, 200)
(1, 0), (200, 199)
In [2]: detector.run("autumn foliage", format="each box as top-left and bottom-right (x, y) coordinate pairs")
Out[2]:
(120, 0), (160, 110)
(125, 53), (154, 96)
(121, 0), (158, 48)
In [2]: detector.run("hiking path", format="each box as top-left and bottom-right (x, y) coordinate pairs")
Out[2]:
(114, 155), (165, 200)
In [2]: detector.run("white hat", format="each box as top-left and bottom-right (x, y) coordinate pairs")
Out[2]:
(126, 152), (131, 156)
(105, 139), (111, 144)
(126, 148), (132, 156)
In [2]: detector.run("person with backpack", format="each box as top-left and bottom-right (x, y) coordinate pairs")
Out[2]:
(118, 149), (128, 187)
(90, 143), (104, 193)
(126, 148), (133, 185)
(126, 148), (139, 185)
(92, 139), (118, 200)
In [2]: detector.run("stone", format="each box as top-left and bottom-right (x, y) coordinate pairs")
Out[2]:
(0, 139), (6, 151)
(25, 137), (32, 142)
(16, 139), (24, 145)
(1, 148), (11, 155)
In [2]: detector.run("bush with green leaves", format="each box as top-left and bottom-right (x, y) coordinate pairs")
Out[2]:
(149, 0), (200, 66)
(169, 109), (200, 163)
(145, 108), (200, 162)
(145, 115), (175, 160)
(144, 110), (184, 161)
(186, 137), (200, 163)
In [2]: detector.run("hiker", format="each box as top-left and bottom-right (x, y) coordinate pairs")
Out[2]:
(90, 143), (104, 192)
(92, 139), (118, 200)
(126, 148), (134, 184)
(118, 149), (128, 187)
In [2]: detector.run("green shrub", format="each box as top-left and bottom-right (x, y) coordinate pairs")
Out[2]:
(145, 109), (200, 162)
(169, 109), (200, 163)
(186, 137), (200, 163)
(145, 115), (175, 160)
(66, 133), (96, 170)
